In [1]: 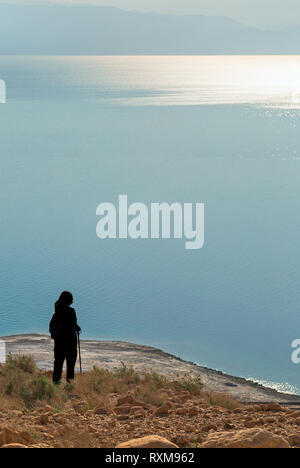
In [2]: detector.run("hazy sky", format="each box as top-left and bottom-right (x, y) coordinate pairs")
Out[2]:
(3, 0), (300, 29)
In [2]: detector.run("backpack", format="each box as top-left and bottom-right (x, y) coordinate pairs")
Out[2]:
(49, 313), (63, 340)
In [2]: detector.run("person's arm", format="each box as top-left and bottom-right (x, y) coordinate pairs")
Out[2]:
(49, 314), (57, 339)
(71, 308), (81, 333)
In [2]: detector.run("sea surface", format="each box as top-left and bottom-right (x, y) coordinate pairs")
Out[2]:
(1, 55), (300, 394)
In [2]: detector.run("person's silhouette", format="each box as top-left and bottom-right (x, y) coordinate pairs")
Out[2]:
(49, 291), (81, 384)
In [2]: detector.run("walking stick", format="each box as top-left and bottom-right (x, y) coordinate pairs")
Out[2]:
(77, 331), (82, 374)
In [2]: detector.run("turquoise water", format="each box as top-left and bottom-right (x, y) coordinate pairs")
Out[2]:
(1, 56), (300, 394)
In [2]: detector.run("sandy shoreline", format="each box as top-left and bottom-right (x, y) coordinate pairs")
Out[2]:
(1, 333), (300, 405)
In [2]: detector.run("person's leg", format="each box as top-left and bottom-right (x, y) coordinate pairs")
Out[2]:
(53, 342), (65, 384)
(66, 346), (77, 382)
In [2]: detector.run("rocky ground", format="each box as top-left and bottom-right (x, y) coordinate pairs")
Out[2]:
(1, 335), (300, 448)
(2, 390), (300, 448)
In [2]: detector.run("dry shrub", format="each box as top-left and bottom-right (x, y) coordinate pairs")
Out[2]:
(71, 364), (205, 408)
(0, 355), (65, 410)
(0, 356), (239, 413)
(202, 391), (241, 410)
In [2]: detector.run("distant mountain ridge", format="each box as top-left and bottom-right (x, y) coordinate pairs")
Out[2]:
(0, 4), (300, 54)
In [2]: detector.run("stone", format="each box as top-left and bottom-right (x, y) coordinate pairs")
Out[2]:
(11, 411), (23, 418)
(188, 407), (199, 416)
(116, 436), (179, 449)
(224, 423), (235, 431)
(130, 411), (146, 419)
(259, 403), (284, 412)
(244, 420), (257, 429)
(117, 395), (136, 406)
(265, 417), (276, 423)
(94, 406), (109, 415)
(0, 429), (34, 447)
(52, 414), (67, 424)
(152, 404), (170, 417)
(117, 414), (130, 421)
(288, 434), (300, 446)
(202, 424), (218, 432)
(114, 405), (132, 415)
(201, 428), (290, 449)
(73, 401), (88, 414)
(173, 436), (190, 447)
(130, 406), (144, 415)
(36, 414), (49, 425)
(1, 444), (28, 449)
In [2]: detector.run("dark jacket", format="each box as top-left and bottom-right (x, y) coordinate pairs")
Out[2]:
(49, 301), (81, 344)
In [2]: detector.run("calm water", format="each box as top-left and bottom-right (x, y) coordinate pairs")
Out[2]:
(1, 56), (300, 394)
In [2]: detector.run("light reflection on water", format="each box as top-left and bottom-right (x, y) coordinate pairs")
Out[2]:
(246, 377), (299, 396)
(77, 55), (300, 108)
(3, 55), (300, 109)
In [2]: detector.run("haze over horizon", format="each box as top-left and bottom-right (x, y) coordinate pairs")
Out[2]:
(1, 0), (300, 29)
(1, 4), (300, 55)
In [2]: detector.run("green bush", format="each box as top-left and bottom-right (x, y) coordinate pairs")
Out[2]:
(6, 354), (36, 374)
(20, 377), (56, 407)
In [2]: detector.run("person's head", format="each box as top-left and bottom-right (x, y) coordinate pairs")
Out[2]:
(58, 291), (73, 306)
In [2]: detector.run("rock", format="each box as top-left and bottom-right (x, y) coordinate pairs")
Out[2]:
(73, 401), (88, 414)
(114, 405), (132, 415)
(94, 406), (109, 415)
(288, 434), (300, 446)
(116, 436), (179, 449)
(233, 408), (243, 414)
(117, 414), (130, 421)
(43, 405), (53, 413)
(265, 417), (276, 424)
(11, 411), (23, 418)
(244, 420), (257, 429)
(173, 436), (190, 447)
(201, 428), (290, 449)
(152, 404), (170, 417)
(295, 418), (300, 426)
(176, 408), (187, 415)
(259, 403), (284, 412)
(224, 423), (235, 431)
(0, 429), (34, 447)
(130, 406), (144, 415)
(1, 444), (28, 449)
(130, 411), (146, 419)
(129, 406), (146, 419)
(188, 407), (199, 416)
(35, 414), (49, 425)
(201, 424), (218, 433)
(117, 395), (136, 406)
(52, 414), (67, 424)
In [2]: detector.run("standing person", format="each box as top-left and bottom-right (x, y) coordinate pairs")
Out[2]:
(49, 291), (81, 384)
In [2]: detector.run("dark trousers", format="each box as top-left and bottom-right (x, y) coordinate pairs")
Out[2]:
(53, 339), (77, 383)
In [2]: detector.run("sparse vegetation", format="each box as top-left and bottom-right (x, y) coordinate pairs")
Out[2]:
(203, 391), (241, 410)
(0, 355), (295, 449)
(0, 356), (237, 413)
(6, 353), (36, 374)
(0, 355), (60, 409)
